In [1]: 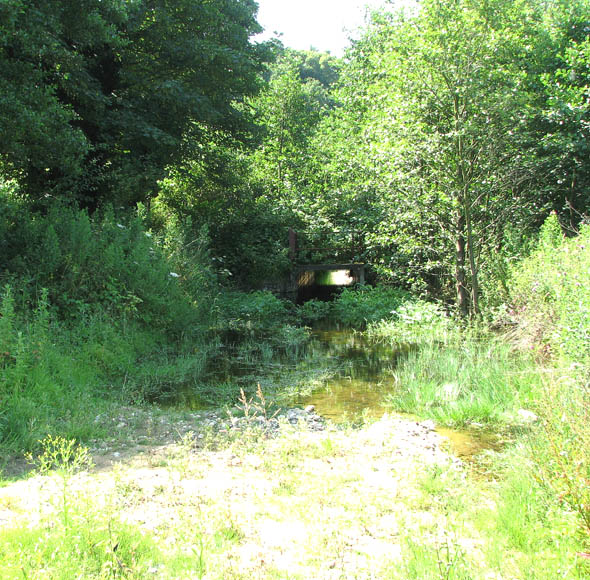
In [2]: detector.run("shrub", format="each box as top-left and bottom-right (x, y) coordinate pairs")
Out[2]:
(330, 285), (411, 327)
(510, 213), (590, 366)
(215, 290), (294, 336)
(366, 299), (451, 344)
(297, 299), (333, 324)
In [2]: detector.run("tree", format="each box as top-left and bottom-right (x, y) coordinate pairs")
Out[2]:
(313, 0), (557, 314)
(530, 2), (590, 229)
(249, 51), (336, 201)
(0, 0), (268, 207)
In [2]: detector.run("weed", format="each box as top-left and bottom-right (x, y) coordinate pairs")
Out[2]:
(26, 434), (93, 529)
(191, 536), (207, 579)
(233, 383), (281, 424)
(331, 285), (412, 327)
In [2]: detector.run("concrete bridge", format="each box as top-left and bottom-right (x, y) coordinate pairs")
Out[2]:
(262, 229), (366, 301)
(289, 229), (366, 301)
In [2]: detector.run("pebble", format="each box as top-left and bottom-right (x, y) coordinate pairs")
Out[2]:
(517, 409), (538, 424)
(419, 420), (436, 432)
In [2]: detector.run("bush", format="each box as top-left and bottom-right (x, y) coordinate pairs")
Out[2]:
(510, 213), (590, 366)
(215, 290), (294, 336)
(297, 299), (333, 325)
(366, 299), (451, 344)
(0, 202), (216, 338)
(330, 285), (412, 327)
(0, 199), (222, 455)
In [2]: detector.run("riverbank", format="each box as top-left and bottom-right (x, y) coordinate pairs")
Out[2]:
(0, 411), (586, 579)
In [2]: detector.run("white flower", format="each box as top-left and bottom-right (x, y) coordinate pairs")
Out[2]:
(117, 223), (126, 229)
(169, 272), (180, 278)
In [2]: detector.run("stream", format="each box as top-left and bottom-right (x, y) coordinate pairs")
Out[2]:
(293, 326), (500, 462)
(186, 324), (501, 463)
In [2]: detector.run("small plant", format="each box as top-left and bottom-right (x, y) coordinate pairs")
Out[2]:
(169, 430), (199, 478)
(234, 384), (280, 424)
(436, 534), (472, 580)
(216, 290), (293, 336)
(297, 299), (333, 324)
(26, 434), (93, 529)
(191, 536), (207, 579)
(404, 534), (473, 580)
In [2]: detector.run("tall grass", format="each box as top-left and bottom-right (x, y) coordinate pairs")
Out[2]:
(385, 337), (541, 427)
(0, 202), (220, 459)
(366, 301), (540, 427)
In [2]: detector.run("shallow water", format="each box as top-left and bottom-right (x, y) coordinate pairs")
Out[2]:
(293, 326), (500, 461)
(293, 327), (405, 420)
(175, 324), (499, 461)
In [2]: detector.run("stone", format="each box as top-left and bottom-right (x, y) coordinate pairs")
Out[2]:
(517, 409), (538, 424)
(419, 420), (436, 431)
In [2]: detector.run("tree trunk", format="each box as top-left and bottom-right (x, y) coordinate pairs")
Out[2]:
(464, 192), (480, 316)
(455, 214), (469, 317)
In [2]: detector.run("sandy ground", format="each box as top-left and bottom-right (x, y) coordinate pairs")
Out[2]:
(0, 412), (482, 579)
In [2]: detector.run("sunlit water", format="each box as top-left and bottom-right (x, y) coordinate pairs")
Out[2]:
(175, 324), (500, 462)
(293, 327), (408, 421)
(291, 327), (500, 462)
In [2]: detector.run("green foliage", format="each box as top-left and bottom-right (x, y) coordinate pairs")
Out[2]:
(283, 0), (590, 312)
(539, 211), (564, 249)
(0, 201), (221, 454)
(297, 299), (333, 325)
(330, 285), (412, 327)
(0, 514), (166, 579)
(531, 374), (590, 538)
(26, 435), (93, 530)
(493, 217), (590, 540)
(0, 0), (269, 206)
(215, 291), (294, 336)
(153, 166), (293, 288)
(250, 51), (335, 198)
(511, 213), (590, 365)
(28, 434), (92, 478)
(510, 217), (590, 536)
(0, 203), (213, 336)
(371, 302), (539, 427)
(483, 445), (587, 578)
(366, 299), (451, 344)
(402, 536), (473, 580)
(385, 336), (540, 427)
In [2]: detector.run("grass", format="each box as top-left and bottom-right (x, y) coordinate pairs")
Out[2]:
(384, 336), (542, 427)
(367, 304), (541, 428)
(1, 418), (588, 579)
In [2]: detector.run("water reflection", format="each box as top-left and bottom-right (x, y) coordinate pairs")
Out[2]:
(294, 327), (409, 421)
(170, 323), (500, 463)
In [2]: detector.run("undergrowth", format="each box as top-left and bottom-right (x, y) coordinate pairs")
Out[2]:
(365, 301), (539, 427)
(506, 214), (590, 543)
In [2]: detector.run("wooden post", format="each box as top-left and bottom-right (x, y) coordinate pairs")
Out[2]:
(288, 228), (297, 262)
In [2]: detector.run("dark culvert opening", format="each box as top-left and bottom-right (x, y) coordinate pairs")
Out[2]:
(296, 269), (357, 304)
